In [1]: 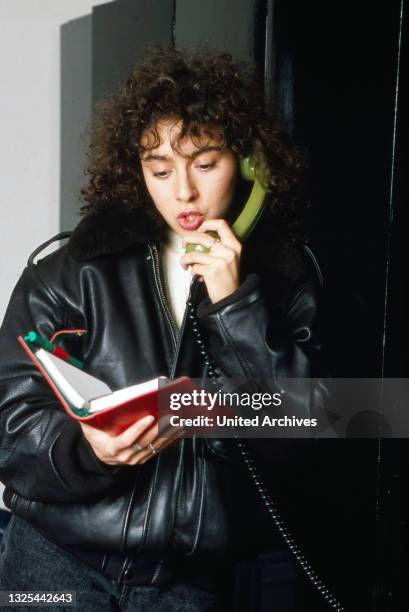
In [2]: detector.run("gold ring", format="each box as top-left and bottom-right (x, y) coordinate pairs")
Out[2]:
(208, 238), (221, 249)
(148, 442), (157, 455)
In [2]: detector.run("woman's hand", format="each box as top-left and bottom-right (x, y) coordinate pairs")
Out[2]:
(80, 415), (182, 466)
(180, 219), (242, 303)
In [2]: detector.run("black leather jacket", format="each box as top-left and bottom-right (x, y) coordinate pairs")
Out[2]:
(0, 203), (323, 586)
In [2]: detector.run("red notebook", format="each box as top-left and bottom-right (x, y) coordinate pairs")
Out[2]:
(18, 336), (192, 434)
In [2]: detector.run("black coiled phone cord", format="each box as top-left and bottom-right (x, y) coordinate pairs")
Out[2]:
(187, 300), (346, 612)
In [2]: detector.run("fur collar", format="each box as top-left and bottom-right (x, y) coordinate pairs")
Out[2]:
(67, 200), (309, 285)
(68, 202), (166, 261)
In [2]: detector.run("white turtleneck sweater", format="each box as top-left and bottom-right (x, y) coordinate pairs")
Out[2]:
(161, 229), (194, 329)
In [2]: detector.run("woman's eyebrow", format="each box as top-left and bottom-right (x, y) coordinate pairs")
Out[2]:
(140, 145), (222, 163)
(140, 153), (170, 162)
(188, 145), (223, 159)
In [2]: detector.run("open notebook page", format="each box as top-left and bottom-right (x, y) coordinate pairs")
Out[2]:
(88, 376), (168, 413)
(35, 349), (112, 409)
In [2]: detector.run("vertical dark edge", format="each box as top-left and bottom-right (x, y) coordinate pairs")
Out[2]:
(60, 16), (93, 232)
(254, 0), (267, 81)
(380, 0), (405, 378)
(263, 0), (275, 119)
(376, 0), (408, 609)
(172, 0), (176, 48)
(268, 1), (295, 136)
(91, 4), (97, 109)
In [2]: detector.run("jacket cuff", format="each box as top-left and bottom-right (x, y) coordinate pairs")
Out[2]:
(77, 431), (121, 477)
(50, 419), (120, 498)
(196, 274), (260, 318)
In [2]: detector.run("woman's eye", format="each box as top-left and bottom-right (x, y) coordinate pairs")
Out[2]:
(197, 163), (216, 171)
(153, 170), (170, 178)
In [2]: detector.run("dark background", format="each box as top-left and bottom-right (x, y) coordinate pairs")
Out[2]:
(59, 1), (408, 610)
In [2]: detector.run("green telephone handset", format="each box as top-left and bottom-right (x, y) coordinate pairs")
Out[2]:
(185, 156), (268, 253)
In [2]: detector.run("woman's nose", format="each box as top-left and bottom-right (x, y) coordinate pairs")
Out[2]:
(175, 170), (198, 202)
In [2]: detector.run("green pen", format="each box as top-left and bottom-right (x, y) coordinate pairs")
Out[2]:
(24, 331), (84, 369)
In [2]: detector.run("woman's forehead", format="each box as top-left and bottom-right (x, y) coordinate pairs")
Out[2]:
(139, 118), (224, 158)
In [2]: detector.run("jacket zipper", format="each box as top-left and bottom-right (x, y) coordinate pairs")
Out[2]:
(148, 243), (196, 379)
(147, 243), (200, 583)
(169, 277), (198, 379)
(149, 243), (179, 348)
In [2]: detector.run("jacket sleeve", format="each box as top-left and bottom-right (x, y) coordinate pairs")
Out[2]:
(0, 264), (119, 504)
(196, 272), (326, 420)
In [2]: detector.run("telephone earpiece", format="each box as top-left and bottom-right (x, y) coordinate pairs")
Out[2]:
(233, 156), (268, 241)
(185, 155), (268, 254)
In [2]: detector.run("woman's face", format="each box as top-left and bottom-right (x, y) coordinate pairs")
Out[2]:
(139, 119), (238, 236)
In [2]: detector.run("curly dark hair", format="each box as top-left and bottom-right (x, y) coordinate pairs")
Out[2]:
(81, 46), (307, 240)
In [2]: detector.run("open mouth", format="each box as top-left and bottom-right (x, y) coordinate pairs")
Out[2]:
(176, 212), (205, 231)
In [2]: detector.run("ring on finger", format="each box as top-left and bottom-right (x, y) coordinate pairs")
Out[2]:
(132, 442), (143, 452)
(207, 238), (221, 249)
(148, 442), (157, 455)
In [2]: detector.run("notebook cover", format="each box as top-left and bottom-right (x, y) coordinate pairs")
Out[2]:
(17, 335), (192, 434)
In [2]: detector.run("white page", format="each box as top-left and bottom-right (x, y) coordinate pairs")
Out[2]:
(35, 349), (112, 409)
(88, 376), (168, 412)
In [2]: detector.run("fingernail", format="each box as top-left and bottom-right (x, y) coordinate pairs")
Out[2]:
(143, 415), (155, 424)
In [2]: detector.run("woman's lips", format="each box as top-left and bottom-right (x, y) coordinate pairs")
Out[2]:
(176, 212), (204, 231)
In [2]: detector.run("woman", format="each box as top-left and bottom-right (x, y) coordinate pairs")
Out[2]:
(0, 48), (323, 610)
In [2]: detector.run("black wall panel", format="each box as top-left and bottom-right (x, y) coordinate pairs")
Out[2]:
(60, 15), (93, 230)
(92, 0), (174, 103)
(174, 0), (263, 61)
(383, 1), (408, 379)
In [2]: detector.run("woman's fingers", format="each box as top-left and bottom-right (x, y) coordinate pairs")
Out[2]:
(136, 419), (183, 447)
(180, 250), (215, 270)
(180, 244), (236, 269)
(80, 414), (156, 464)
(198, 219), (242, 252)
(181, 220), (242, 255)
(81, 410), (186, 466)
(129, 421), (185, 464)
(131, 426), (185, 465)
(181, 231), (221, 250)
(114, 414), (156, 449)
(137, 436), (181, 465)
